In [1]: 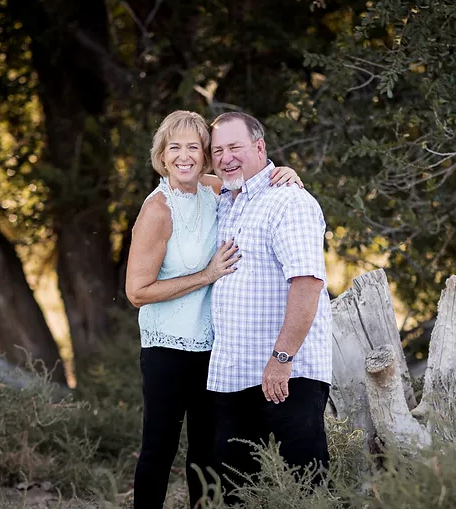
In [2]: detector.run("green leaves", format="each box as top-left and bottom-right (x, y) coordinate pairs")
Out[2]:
(265, 0), (456, 318)
(343, 136), (382, 161)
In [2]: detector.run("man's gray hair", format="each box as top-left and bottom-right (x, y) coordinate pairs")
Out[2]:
(210, 112), (265, 142)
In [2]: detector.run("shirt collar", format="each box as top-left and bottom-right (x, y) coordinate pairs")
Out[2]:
(243, 160), (275, 200)
(221, 160), (276, 201)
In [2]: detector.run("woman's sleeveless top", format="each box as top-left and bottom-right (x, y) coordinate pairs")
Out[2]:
(138, 177), (218, 351)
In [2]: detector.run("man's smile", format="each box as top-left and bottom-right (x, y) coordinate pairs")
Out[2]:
(223, 166), (241, 175)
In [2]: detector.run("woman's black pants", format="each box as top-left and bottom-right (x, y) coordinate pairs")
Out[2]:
(134, 347), (214, 509)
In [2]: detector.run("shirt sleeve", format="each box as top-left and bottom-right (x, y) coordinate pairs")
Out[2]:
(271, 195), (327, 282)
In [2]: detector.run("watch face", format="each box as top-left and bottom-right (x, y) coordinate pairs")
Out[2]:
(277, 352), (288, 363)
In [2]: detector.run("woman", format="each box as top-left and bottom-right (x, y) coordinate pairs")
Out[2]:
(125, 110), (302, 509)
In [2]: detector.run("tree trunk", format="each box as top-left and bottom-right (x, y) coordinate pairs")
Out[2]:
(412, 276), (456, 423)
(365, 345), (431, 452)
(9, 0), (117, 372)
(0, 232), (66, 383)
(364, 275), (456, 448)
(331, 272), (456, 452)
(56, 215), (116, 364)
(330, 269), (416, 442)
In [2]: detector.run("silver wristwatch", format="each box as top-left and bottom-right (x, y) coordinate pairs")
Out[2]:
(272, 350), (294, 363)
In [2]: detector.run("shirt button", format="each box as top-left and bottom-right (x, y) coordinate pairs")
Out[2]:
(238, 228), (242, 233)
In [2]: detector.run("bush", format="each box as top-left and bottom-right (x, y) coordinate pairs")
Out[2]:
(2, 310), (456, 508)
(0, 310), (142, 499)
(193, 397), (456, 509)
(193, 418), (365, 509)
(193, 436), (456, 509)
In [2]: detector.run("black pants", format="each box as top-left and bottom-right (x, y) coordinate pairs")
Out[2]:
(213, 377), (329, 504)
(134, 347), (215, 509)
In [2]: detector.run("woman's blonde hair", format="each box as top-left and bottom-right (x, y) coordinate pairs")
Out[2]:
(150, 110), (211, 177)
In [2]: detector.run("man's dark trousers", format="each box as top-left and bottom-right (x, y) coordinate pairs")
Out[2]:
(213, 377), (329, 504)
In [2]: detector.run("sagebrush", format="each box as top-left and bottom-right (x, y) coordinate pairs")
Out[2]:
(1, 313), (456, 508)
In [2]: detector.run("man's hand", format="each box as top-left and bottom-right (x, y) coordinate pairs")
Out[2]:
(262, 357), (292, 404)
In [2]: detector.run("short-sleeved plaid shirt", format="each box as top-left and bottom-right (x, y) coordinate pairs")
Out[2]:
(207, 161), (332, 393)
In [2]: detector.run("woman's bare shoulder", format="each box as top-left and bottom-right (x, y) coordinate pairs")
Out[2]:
(134, 190), (172, 236)
(144, 189), (171, 216)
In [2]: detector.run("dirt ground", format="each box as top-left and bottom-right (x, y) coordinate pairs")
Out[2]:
(0, 486), (101, 509)
(0, 477), (189, 509)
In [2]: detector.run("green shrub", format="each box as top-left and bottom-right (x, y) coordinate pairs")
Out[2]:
(0, 370), (120, 497)
(194, 400), (456, 509)
(0, 310), (142, 498)
(2, 310), (456, 508)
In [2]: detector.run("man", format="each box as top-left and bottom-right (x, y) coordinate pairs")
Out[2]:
(207, 112), (332, 501)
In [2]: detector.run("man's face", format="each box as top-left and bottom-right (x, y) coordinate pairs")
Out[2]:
(210, 119), (265, 189)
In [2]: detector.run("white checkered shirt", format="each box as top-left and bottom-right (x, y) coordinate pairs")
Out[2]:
(207, 160), (332, 393)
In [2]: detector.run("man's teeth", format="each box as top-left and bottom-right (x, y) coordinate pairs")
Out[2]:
(225, 167), (239, 173)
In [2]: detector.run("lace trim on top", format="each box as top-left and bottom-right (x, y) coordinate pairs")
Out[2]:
(140, 330), (212, 351)
(150, 179), (218, 222)
(140, 298), (214, 350)
(161, 177), (219, 199)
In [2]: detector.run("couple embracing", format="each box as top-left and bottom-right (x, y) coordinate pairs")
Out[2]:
(126, 111), (332, 508)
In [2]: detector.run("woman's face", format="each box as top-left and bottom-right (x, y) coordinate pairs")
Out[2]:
(162, 128), (205, 189)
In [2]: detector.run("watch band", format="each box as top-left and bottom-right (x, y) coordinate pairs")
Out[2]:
(272, 350), (294, 363)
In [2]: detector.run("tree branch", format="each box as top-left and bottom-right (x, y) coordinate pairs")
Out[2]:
(145, 0), (164, 27)
(120, 1), (148, 38)
(73, 28), (136, 95)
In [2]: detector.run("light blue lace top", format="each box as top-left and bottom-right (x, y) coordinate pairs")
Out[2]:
(138, 177), (218, 351)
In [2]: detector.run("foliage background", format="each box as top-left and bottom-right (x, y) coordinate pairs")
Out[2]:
(2, 0), (455, 377)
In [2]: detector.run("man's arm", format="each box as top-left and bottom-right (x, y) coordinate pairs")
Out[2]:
(262, 276), (323, 404)
(264, 193), (327, 404)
